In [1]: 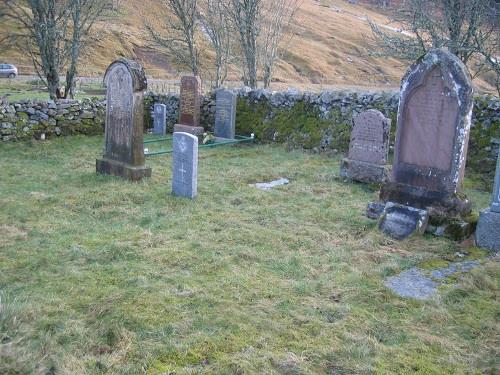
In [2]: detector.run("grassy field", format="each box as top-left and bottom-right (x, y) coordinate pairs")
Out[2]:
(0, 79), (105, 101)
(0, 136), (498, 374)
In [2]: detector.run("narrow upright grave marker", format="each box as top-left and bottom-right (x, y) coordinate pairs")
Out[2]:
(214, 89), (237, 139)
(174, 76), (204, 136)
(476, 154), (500, 251)
(153, 103), (167, 135)
(96, 58), (151, 181)
(340, 109), (391, 183)
(172, 132), (198, 199)
(375, 49), (474, 240)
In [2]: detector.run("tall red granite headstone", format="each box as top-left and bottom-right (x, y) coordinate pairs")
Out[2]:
(96, 59), (151, 181)
(174, 76), (204, 136)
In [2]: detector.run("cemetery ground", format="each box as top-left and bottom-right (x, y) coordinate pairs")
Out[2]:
(0, 79), (105, 102)
(1, 136), (498, 375)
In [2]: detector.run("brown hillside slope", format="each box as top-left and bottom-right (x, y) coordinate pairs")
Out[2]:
(0, 0), (496, 92)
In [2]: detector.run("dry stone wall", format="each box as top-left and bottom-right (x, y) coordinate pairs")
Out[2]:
(1, 90), (498, 185)
(0, 97), (105, 141)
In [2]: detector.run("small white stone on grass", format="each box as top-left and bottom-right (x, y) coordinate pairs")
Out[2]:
(254, 178), (289, 191)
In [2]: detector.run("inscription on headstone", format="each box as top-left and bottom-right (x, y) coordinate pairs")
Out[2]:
(349, 109), (390, 164)
(179, 76), (201, 127)
(96, 58), (151, 181)
(340, 109), (391, 184)
(214, 89), (237, 139)
(172, 132), (198, 199)
(153, 103), (167, 135)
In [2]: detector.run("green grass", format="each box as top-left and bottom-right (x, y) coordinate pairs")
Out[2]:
(0, 136), (498, 374)
(0, 79), (105, 101)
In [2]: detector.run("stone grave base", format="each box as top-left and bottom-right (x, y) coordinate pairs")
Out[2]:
(340, 158), (389, 184)
(174, 124), (204, 136)
(476, 208), (500, 251)
(380, 181), (472, 216)
(378, 202), (429, 240)
(367, 200), (476, 241)
(96, 158), (152, 182)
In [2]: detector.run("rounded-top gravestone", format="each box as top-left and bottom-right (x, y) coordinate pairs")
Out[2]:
(381, 48), (474, 210)
(96, 58), (151, 181)
(340, 109), (391, 184)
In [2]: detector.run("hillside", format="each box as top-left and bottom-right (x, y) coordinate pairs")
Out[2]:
(0, 0), (496, 93)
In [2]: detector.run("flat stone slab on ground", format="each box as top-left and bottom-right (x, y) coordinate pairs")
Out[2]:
(386, 268), (439, 300)
(386, 259), (483, 300)
(254, 178), (289, 191)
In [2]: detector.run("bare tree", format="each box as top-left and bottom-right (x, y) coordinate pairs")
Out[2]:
(1, 0), (104, 100)
(369, 0), (500, 93)
(260, 0), (301, 88)
(147, 0), (201, 76)
(199, 0), (231, 88)
(229, 0), (262, 88)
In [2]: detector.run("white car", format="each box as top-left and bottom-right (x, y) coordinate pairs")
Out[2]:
(0, 64), (18, 78)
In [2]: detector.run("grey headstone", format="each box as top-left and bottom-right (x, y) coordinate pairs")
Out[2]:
(214, 89), (237, 139)
(153, 103), (167, 135)
(379, 202), (429, 240)
(172, 132), (198, 199)
(476, 208), (500, 252)
(491, 154), (500, 213)
(476, 154), (500, 251)
(349, 109), (390, 164)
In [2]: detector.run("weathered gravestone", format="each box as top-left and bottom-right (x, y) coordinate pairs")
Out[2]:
(214, 89), (237, 139)
(376, 49), (474, 240)
(153, 103), (167, 135)
(340, 109), (391, 183)
(476, 154), (500, 251)
(96, 58), (151, 181)
(172, 132), (198, 199)
(173, 76), (204, 136)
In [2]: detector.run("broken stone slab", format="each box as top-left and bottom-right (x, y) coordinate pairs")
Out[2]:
(254, 178), (289, 191)
(366, 201), (386, 220)
(379, 202), (429, 240)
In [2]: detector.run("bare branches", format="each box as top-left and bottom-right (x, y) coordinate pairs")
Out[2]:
(369, 0), (500, 93)
(229, 0), (263, 88)
(260, 0), (301, 88)
(147, 0), (200, 76)
(199, 0), (231, 88)
(1, 0), (105, 99)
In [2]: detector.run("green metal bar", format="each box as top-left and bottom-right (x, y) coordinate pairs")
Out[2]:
(144, 134), (254, 157)
(144, 136), (173, 144)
